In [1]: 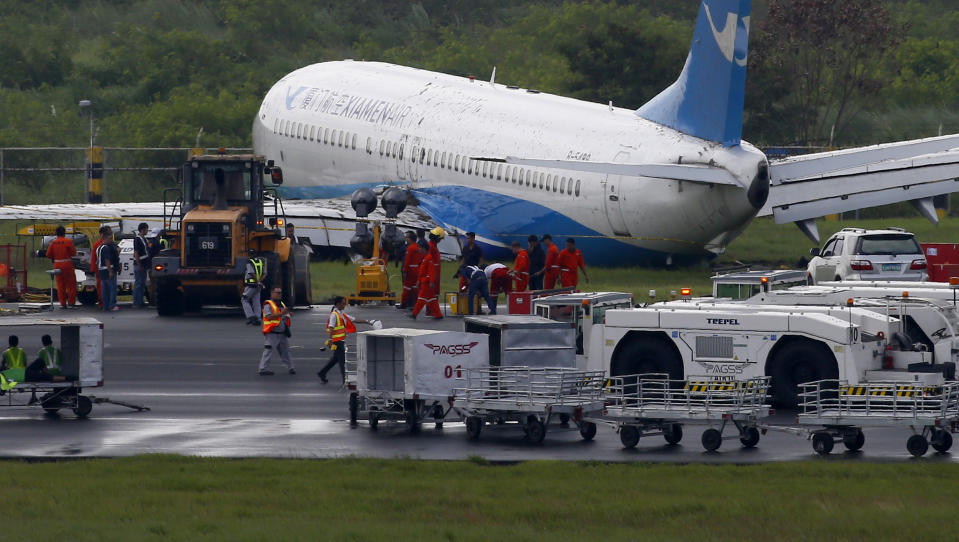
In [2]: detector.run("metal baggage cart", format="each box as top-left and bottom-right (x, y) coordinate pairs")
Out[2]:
(797, 379), (959, 456)
(351, 328), (488, 432)
(593, 374), (772, 451)
(451, 366), (606, 444)
(0, 317), (103, 417)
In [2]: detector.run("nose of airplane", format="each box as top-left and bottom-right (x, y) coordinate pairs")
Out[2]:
(747, 160), (770, 209)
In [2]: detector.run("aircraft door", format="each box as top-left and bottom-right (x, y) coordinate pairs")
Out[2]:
(603, 151), (631, 236)
(396, 134), (409, 180)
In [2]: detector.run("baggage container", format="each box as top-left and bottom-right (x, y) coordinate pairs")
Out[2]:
(464, 315), (575, 368)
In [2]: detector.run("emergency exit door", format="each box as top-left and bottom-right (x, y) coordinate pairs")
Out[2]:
(603, 151), (631, 236)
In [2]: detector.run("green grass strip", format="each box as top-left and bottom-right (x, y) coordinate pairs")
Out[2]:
(4, 456), (958, 541)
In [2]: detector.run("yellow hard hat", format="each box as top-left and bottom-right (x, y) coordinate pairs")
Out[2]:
(429, 227), (446, 239)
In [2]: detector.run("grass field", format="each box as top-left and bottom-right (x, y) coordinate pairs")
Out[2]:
(5, 215), (959, 304)
(4, 456), (958, 541)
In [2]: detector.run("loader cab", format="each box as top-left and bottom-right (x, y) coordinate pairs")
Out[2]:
(181, 155), (269, 227)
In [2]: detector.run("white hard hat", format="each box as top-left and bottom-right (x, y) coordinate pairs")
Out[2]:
(371, 319), (383, 330)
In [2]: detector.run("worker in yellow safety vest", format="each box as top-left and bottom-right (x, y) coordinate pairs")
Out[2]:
(317, 295), (375, 384)
(37, 334), (62, 376)
(258, 287), (295, 376)
(0, 335), (26, 390)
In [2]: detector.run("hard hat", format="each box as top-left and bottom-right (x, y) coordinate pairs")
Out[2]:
(149, 227), (162, 237)
(429, 227), (446, 239)
(371, 319), (383, 330)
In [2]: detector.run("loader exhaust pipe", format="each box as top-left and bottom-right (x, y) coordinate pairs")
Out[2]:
(212, 168), (228, 210)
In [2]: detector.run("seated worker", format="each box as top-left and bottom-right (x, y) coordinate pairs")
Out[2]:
(0, 335), (26, 387)
(25, 334), (66, 382)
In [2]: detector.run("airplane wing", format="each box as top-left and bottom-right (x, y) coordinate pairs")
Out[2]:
(760, 134), (959, 243)
(0, 199), (463, 260)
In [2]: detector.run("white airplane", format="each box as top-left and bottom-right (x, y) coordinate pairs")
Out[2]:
(250, 0), (959, 265)
(4, 0), (959, 266)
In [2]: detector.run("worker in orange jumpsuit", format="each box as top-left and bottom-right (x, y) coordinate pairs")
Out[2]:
(558, 237), (589, 288)
(409, 243), (443, 319)
(399, 231), (422, 309)
(90, 225), (111, 307)
(542, 234), (560, 289)
(46, 226), (77, 308)
(510, 241), (530, 292)
(428, 227), (444, 286)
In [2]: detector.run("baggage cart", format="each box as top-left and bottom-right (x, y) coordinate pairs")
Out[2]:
(593, 374), (772, 451)
(797, 379), (959, 457)
(351, 328), (488, 432)
(0, 317), (103, 417)
(451, 366), (606, 444)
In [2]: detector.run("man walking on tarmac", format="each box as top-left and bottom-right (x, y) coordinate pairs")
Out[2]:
(318, 295), (374, 384)
(258, 286), (295, 376)
(132, 223), (151, 308)
(46, 225), (77, 308)
(241, 250), (266, 325)
(90, 225), (111, 308)
(542, 234), (560, 289)
(409, 241), (443, 319)
(399, 231), (421, 309)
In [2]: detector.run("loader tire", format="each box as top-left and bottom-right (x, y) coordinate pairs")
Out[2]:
(155, 281), (184, 316)
(293, 244), (313, 306)
(768, 339), (837, 408)
(611, 335), (683, 380)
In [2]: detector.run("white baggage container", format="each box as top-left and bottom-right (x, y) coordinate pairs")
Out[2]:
(352, 328), (489, 431)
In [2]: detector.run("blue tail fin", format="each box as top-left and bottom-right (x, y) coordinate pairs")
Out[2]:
(636, 0), (750, 147)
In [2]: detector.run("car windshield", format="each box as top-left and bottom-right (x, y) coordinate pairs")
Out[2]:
(856, 234), (921, 255)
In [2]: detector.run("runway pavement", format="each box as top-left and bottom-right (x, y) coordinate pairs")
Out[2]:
(0, 303), (955, 462)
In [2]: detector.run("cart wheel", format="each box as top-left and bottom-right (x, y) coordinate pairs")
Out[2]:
(579, 422), (597, 441)
(405, 410), (421, 434)
(812, 431), (834, 455)
(466, 416), (483, 440)
(907, 434), (929, 457)
(73, 396), (93, 418)
(368, 412), (379, 429)
(526, 419), (546, 444)
(619, 426), (640, 449)
(559, 413), (570, 426)
(701, 428), (723, 452)
(663, 424), (683, 445)
(931, 429), (953, 453)
(740, 426), (761, 448)
(842, 429), (865, 451)
(348, 392), (359, 427)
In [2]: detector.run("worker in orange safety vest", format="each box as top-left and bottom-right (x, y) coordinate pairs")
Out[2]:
(399, 231), (421, 309)
(258, 287), (295, 376)
(542, 234), (560, 289)
(318, 295), (373, 384)
(409, 242), (443, 319)
(510, 241), (530, 292)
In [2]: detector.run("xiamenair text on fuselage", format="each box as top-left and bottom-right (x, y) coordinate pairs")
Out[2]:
(253, 0), (959, 265)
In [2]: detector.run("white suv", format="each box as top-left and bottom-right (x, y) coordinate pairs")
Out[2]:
(807, 227), (927, 284)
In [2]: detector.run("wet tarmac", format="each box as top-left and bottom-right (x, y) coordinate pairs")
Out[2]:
(0, 303), (955, 462)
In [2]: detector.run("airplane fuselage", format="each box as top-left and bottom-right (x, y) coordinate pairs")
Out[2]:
(253, 60), (768, 265)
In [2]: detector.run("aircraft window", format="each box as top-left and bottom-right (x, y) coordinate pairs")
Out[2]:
(575, 179), (581, 196)
(532, 172), (538, 187)
(456, 155), (462, 172)
(387, 141), (393, 157)
(546, 175), (553, 191)
(441, 151), (447, 168)
(468, 159), (473, 175)
(504, 166), (511, 182)
(366, 137), (372, 154)
(321, 128), (326, 144)
(419, 148), (425, 164)
(273, 119), (279, 133)
(560, 177), (566, 194)
(514, 169), (520, 183)
(309, 125), (315, 141)
(496, 164), (502, 180)
(398, 144), (404, 160)
(379, 140), (384, 156)
(482, 161), (488, 178)
(339, 132), (345, 147)
(427, 149), (433, 166)
(283, 120), (290, 136)
(331, 129), (337, 145)
(351, 134), (357, 150)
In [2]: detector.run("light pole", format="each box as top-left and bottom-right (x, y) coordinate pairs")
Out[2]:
(78, 99), (94, 147)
